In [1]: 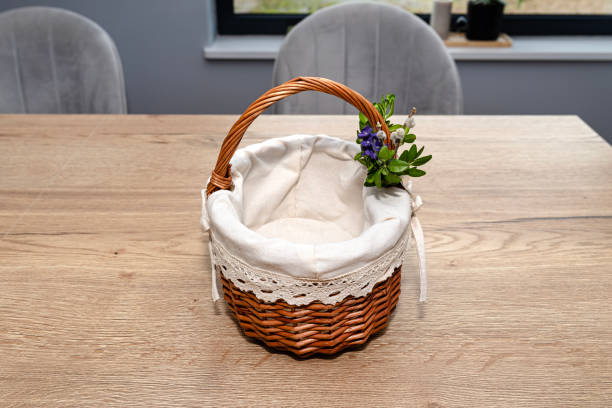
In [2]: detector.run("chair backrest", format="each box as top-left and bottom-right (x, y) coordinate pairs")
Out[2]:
(0, 7), (126, 113)
(272, 2), (462, 115)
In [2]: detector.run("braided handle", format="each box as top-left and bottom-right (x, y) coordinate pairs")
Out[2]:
(206, 76), (390, 196)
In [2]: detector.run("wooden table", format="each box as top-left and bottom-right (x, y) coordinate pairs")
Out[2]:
(1, 115), (611, 407)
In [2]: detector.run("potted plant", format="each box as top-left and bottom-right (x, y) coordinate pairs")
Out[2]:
(465, 0), (506, 40)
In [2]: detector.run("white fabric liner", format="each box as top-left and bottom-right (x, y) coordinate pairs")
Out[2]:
(202, 134), (426, 305)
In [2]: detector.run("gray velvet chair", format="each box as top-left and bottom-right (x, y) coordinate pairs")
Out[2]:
(272, 2), (462, 115)
(0, 7), (126, 114)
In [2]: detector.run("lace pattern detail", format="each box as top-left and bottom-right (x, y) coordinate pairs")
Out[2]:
(210, 230), (411, 306)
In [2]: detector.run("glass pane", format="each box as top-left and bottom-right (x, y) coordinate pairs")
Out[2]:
(234, 0), (612, 15)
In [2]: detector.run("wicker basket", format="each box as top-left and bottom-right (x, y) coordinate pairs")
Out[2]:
(204, 77), (421, 357)
(219, 267), (401, 357)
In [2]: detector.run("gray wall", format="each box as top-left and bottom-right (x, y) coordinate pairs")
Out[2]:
(0, 0), (273, 115)
(458, 61), (612, 143)
(1, 0), (610, 142)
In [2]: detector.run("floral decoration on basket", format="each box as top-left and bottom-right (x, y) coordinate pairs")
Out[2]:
(201, 77), (428, 357)
(354, 94), (431, 188)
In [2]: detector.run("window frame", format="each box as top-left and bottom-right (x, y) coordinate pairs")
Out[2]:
(216, 0), (612, 36)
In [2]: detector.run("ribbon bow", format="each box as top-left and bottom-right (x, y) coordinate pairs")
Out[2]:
(402, 178), (427, 302)
(201, 189), (221, 303)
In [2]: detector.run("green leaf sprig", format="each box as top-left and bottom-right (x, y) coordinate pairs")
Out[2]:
(354, 94), (431, 188)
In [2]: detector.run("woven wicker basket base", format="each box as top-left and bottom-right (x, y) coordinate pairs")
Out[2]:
(220, 267), (401, 357)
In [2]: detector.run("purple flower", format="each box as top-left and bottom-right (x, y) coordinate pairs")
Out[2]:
(371, 136), (382, 151)
(358, 125), (382, 160)
(358, 125), (373, 139)
(363, 149), (378, 160)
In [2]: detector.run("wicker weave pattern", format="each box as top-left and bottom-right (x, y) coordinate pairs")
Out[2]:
(220, 267), (401, 357)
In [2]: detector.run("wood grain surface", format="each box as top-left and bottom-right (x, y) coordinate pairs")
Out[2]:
(1, 114), (611, 407)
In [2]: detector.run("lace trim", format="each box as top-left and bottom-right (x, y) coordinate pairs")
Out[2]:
(210, 229), (411, 306)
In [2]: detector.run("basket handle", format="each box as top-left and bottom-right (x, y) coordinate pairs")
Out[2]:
(206, 76), (390, 196)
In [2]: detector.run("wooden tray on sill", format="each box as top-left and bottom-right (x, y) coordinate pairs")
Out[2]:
(444, 32), (513, 47)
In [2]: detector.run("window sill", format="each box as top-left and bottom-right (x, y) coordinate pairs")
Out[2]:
(204, 35), (612, 61)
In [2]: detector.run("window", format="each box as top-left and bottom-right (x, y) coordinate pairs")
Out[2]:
(217, 0), (612, 35)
